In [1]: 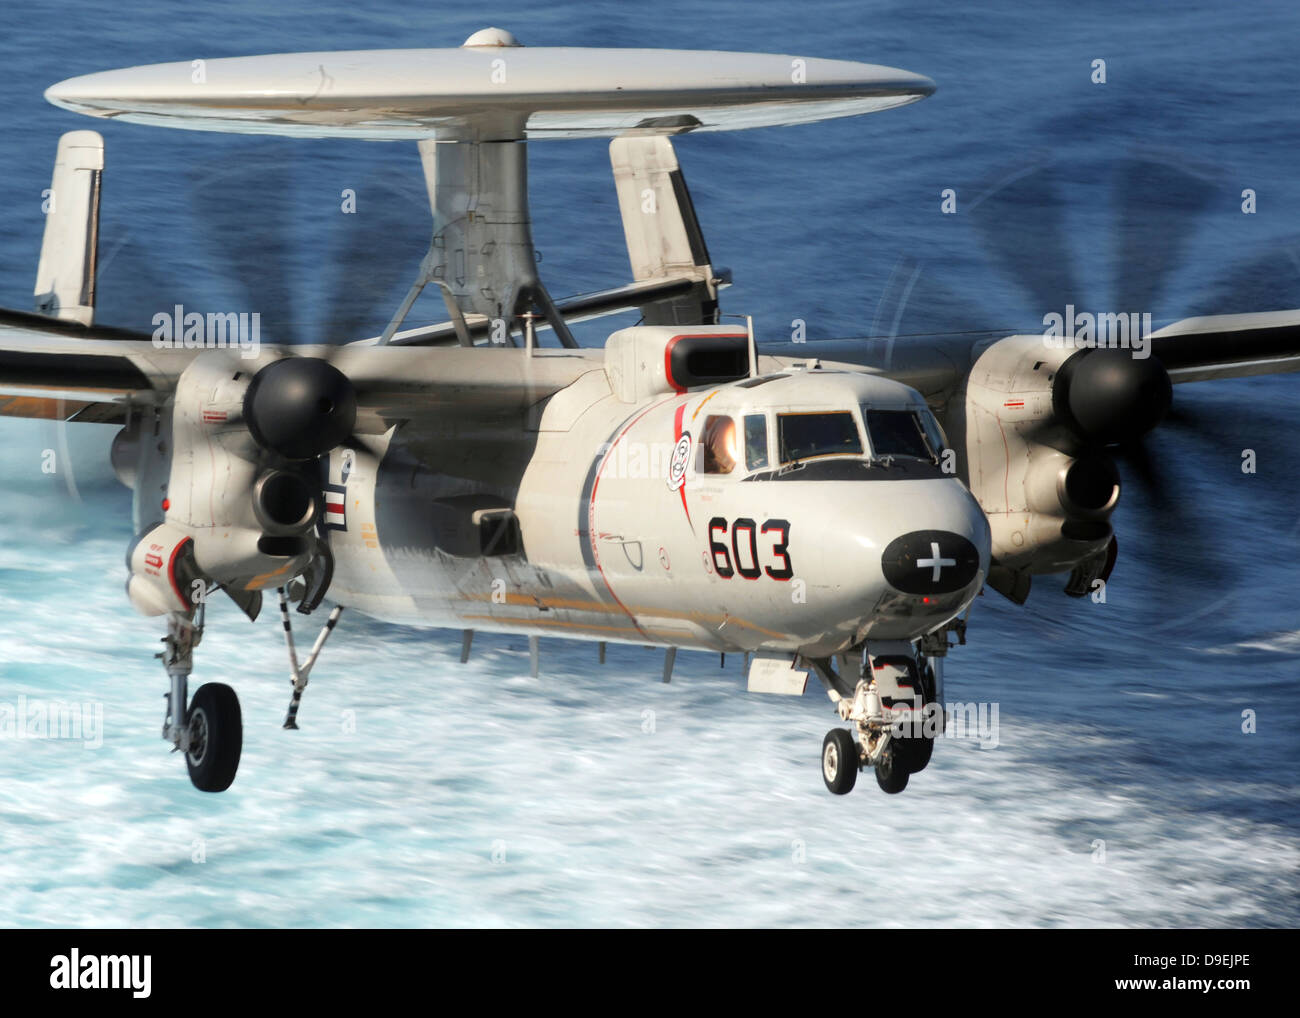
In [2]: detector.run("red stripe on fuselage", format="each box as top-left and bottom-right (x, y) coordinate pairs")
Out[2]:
(673, 402), (692, 528)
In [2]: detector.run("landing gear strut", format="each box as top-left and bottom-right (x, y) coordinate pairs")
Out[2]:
(276, 586), (344, 729)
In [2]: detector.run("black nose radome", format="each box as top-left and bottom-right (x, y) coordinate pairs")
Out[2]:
(244, 357), (358, 461)
(881, 531), (981, 594)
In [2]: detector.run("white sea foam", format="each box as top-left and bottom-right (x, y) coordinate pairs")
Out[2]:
(0, 531), (1295, 927)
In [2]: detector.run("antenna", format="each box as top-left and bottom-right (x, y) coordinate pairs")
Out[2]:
(723, 312), (760, 378)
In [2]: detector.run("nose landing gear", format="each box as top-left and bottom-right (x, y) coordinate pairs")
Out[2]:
(812, 640), (943, 796)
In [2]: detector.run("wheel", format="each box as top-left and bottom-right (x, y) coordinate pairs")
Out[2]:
(895, 735), (934, 773)
(821, 729), (859, 795)
(874, 744), (910, 794)
(185, 683), (242, 792)
(893, 663), (938, 773)
(920, 664), (945, 736)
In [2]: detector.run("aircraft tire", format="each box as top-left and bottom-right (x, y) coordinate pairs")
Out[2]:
(185, 683), (242, 793)
(874, 745), (910, 794)
(822, 729), (858, 794)
(895, 735), (933, 773)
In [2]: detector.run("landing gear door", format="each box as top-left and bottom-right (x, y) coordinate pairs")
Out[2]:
(747, 651), (809, 696)
(869, 654), (922, 714)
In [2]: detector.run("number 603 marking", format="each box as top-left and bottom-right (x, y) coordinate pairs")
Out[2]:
(708, 517), (793, 580)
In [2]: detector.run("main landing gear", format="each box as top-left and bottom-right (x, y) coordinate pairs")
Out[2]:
(812, 637), (948, 796)
(158, 586), (343, 792)
(159, 605), (241, 793)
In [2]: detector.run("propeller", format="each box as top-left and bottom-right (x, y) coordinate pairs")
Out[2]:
(83, 140), (432, 617)
(33, 141), (424, 518)
(89, 138), (429, 343)
(822, 149), (1300, 606)
(183, 146), (428, 345)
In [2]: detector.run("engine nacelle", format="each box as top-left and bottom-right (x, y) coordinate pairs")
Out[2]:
(958, 335), (1121, 587)
(115, 351), (355, 618)
(162, 353), (329, 591)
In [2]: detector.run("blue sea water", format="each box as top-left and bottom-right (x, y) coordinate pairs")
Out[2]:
(0, 0), (1297, 926)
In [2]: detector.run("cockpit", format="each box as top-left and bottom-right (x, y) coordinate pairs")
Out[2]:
(695, 372), (951, 482)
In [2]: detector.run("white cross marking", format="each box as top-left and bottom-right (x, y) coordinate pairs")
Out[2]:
(917, 541), (956, 582)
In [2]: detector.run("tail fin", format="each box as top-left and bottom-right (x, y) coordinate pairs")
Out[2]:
(609, 135), (721, 326)
(34, 130), (103, 326)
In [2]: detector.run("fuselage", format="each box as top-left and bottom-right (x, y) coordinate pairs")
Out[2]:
(326, 367), (991, 657)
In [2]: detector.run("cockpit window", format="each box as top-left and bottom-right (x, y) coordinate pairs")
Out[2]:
(918, 409), (948, 458)
(778, 412), (863, 464)
(863, 409), (937, 461)
(744, 414), (769, 471)
(701, 414), (738, 474)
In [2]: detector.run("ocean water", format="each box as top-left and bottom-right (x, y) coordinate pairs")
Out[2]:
(0, 0), (1297, 927)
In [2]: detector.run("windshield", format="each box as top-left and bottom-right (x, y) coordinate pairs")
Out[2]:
(777, 411), (863, 464)
(862, 408), (937, 461)
(744, 414), (769, 471)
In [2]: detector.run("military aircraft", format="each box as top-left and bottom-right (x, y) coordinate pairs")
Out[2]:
(3, 29), (1297, 796)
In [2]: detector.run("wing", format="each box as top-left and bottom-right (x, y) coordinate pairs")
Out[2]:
(0, 308), (167, 422)
(0, 307), (602, 428)
(762, 310), (1300, 398)
(1150, 310), (1300, 383)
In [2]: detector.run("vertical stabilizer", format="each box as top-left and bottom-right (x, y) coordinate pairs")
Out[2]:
(34, 130), (103, 326)
(609, 135), (720, 326)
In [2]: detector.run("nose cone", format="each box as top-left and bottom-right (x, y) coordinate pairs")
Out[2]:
(881, 530), (982, 594)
